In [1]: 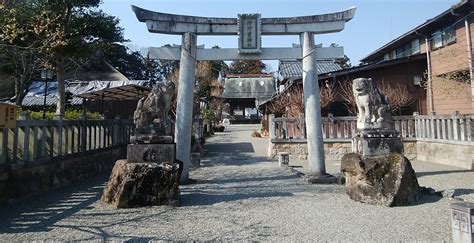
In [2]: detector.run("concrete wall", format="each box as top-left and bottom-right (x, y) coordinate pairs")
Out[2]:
(0, 146), (126, 205)
(416, 141), (473, 169)
(268, 140), (418, 162)
(269, 139), (473, 170)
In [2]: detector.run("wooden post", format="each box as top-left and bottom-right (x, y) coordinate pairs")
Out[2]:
(32, 126), (39, 160)
(442, 118), (447, 140)
(41, 126), (47, 157)
(328, 113), (334, 139)
(1, 128), (8, 163)
(430, 112), (436, 139)
(460, 115), (466, 141)
(12, 127), (18, 163)
(23, 118), (31, 161)
(48, 125), (54, 158)
(55, 115), (63, 157)
(468, 115), (474, 141)
(453, 111), (460, 141)
(268, 115), (275, 139)
(413, 112), (420, 138)
(80, 117), (87, 152)
(436, 117), (441, 140)
(299, 114), (305, 139)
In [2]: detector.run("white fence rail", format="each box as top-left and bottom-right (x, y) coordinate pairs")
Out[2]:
(269, 112), (472, 144)
(0, 116), (134, 164)
(414, 112), (472, 144)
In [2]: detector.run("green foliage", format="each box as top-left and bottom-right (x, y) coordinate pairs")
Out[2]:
(0, 0), (126, 112)
(20, 108), (102, 120)
(228, 60), (266, 74)
(200, 108), (215, 121)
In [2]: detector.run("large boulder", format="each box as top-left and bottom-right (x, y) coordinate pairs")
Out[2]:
(101, 160), (181, 208)
(341, 153), (420, 207)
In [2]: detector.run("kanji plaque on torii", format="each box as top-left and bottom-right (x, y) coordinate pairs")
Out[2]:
(132, 5), (356, 183)
(238, 14), (261, 53)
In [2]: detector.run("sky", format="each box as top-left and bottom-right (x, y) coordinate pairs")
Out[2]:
(100, 0), (460, 72)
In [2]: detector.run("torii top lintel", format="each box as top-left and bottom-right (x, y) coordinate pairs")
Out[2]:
(131, 5), (356, 35)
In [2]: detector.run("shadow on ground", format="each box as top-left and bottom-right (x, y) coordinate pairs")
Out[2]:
(180, 191), (294, 206)
(0, 176), (107, 234)
(204, 142), (255, 153)
(416, 169), (472, 177)
(195, 174), (299, 185)
(0, 174), (176, 240)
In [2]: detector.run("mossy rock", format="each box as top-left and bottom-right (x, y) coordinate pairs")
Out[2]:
(341, 153), (420, 207)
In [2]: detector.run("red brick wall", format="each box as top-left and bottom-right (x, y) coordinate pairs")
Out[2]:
(430, 22), (469, 76)
(429, 20), (473, 114)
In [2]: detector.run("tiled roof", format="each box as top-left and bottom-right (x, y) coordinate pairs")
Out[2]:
(278, 60), (342, 79)
(22, 80), (149, 107)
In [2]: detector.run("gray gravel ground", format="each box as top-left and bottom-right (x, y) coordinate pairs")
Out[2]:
(0, 124), (473, 241)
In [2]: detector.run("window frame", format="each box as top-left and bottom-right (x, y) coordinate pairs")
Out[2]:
(411, 39), (420, 55)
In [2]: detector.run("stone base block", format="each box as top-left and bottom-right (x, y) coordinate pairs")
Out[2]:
(278, 152), (289, 167)
(127, 143), (175, 163)
(352, 136), (403, 157)
(341, 153), (420, 207)
(101, 160), (181, 208)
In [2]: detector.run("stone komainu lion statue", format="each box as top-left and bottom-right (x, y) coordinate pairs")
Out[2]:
(134, 81), (176, 135)
(352, 78), (392, 126)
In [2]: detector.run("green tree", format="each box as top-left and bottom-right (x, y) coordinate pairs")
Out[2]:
(0, 1), (46, 104)
(1, 0), (125, 115)
(228, 60), (265, 74)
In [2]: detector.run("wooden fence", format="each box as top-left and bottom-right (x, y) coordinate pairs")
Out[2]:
(269, 112), (471, 144)
(414, 112), (473, 144)
(0, 115), (134, 164)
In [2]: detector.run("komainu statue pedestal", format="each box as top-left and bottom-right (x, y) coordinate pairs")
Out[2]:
(102, 81), (181, 208)
(101, 160), (181, 208)
(341, 78), (420, 207)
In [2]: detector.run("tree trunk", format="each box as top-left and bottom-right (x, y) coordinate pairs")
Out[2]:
(56, 57), (66, 116)
(14, 76), (22, 106)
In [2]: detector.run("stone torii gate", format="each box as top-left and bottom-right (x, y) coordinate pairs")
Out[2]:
(132, 5), (356, 183)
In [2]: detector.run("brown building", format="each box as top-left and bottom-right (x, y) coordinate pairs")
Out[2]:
(318, 56), (428, 115)
(274, 0), (474, 116)
(360, 0), (474, 115)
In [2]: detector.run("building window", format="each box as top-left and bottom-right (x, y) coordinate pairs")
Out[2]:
(431, 31), (443, 49)
(391, 50), (396, 59)
(413, 75), (422, 86)
(430, 25), (456, 50)
(383, 52), (390, 60)
(442, 25), (456, 45)
(411, 39), (420, 54)
(396, 46), (405, 58)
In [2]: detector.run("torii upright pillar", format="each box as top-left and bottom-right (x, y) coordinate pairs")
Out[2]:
(300, 32), (328, 179)
(175, 32), (197, 183)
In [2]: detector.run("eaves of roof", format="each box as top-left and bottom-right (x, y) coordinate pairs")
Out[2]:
(331, 53), (426, 78)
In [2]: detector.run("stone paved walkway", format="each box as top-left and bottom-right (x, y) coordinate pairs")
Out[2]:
(0, 124), (473, 241)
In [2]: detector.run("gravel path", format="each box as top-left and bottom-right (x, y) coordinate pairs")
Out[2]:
(0, 124), (473, 241)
